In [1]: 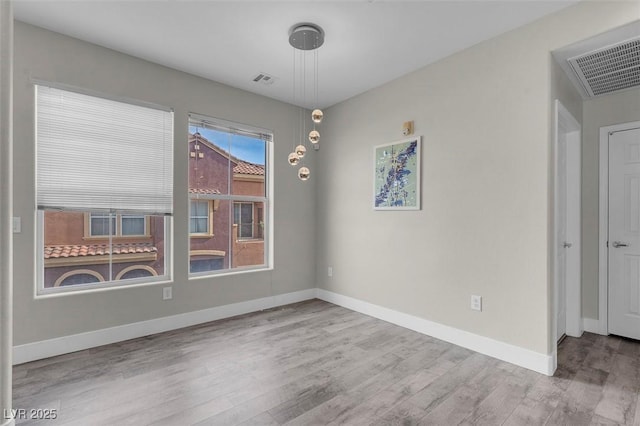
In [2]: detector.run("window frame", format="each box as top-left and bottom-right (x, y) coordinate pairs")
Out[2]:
(34, 83), (174, 296)
(188, 113), (273, 279)
(85, 212), (150, 238)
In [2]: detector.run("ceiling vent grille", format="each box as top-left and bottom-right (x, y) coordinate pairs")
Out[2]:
(568, 37), (640, 97)
(252, 72), (277, 86)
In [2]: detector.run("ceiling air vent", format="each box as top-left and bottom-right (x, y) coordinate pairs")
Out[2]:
(567, 37), (640, 97)
(252, 72), (277, 86)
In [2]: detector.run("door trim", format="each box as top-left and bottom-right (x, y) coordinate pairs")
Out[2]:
(598, 120), (640, 335)
(553, 100), (582, 353)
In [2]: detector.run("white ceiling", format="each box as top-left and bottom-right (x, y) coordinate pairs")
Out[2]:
(13, 0), (579, 109)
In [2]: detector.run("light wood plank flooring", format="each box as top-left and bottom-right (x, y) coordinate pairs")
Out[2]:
(12, 299), (640, 425)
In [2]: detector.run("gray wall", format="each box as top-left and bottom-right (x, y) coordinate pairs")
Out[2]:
(316, 1), (638, 355)
(582, 87), (640, 320)
(12, 22), (316, 345)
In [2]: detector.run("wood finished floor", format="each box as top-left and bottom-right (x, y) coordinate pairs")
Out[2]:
(12, 299), (640, 425)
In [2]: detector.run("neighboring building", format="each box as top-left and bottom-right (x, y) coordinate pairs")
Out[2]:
(43, 132), (265, 287)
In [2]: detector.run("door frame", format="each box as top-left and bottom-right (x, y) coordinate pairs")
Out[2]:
(553, 100), (582, 353)
(598, 120), (640, 335)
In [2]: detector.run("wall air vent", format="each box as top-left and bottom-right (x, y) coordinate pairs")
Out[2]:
(252, 72), (277, 86)
(567, 36), (640, 97)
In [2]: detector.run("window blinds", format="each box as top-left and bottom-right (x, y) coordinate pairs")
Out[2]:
(189, 113), (273, 142)
(36, 85), (174, 215)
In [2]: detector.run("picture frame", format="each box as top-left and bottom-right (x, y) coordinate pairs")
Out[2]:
(373, 136), (421, 210)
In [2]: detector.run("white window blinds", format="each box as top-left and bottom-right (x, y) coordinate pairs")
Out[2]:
(36, 85), (174, 215)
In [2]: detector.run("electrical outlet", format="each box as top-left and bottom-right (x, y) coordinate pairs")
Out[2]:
(163, 287), (172, 300)
(328, 266), (333, 277)
(12, 217), (21, 233)
(471, 295), (482, 311)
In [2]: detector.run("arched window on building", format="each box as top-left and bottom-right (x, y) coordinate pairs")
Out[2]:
(54, 270), (104, 287)
(115, 266), (157, 281)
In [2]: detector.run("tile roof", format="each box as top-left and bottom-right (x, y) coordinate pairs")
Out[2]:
(233, 161), (265, 176)
(189, 188), (221, 195)
(44, 243), (157, 259)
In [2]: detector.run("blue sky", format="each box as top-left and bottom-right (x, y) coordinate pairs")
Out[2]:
(189, 126), (266, 165)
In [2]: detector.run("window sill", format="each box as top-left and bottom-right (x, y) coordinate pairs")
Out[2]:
(82, 235), (152, 241)
(188, 265), (273, 280)
(35, 276), (173, 299)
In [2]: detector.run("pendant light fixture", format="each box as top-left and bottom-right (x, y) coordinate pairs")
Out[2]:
(288, 23), (324, 181)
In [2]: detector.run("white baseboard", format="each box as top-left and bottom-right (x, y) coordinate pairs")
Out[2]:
(316, 289), (555, 376)
(583, 317), (605, 335)
(13, 288), (317, 365)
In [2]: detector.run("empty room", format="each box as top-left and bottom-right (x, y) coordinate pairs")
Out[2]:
(1, 0), (640, 425)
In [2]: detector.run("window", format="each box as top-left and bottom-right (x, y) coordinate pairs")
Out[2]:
(234, 202), (254, 239)
(188, 114), (272, 275)
(36, 84), (173, 294)
(190, 200), (211, 235)
(88, 213), (147, 237)
(90, 213), (115, 236)
(121, 215), (146, 236)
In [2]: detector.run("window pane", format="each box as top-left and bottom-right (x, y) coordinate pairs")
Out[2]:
(234, 202), (254, 239)
(44, 211), (166, 288)
(189, 200), (209, 234)
(188, 130), (231, 196)
(195, 200), (208, 217)
(230, 134), (266, 197)
(114, 215), (165, 281)
(121, 215), (145, 236)
(192, 218), (207, 234)
(190, 199), (231, 273)
(190, 258), (224, 273)
(90, 213), (115, 236)
(231, 201), (265, 269)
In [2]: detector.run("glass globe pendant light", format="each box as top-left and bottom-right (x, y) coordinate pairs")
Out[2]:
(288, 152), (300, 166)
(298, 166), (310, 181)
(308, 130), (320, 144)
(288, 22), (325, 182)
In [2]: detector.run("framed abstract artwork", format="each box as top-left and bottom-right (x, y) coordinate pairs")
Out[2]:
(373, 136), (421, 210)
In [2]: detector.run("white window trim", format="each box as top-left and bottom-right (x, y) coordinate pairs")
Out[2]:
(187, 114), (273, 279)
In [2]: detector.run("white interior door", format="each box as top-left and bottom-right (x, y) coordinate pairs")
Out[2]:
(556, 128), (568, 341)
(554, 100), (581, 345)
(609, 126), (640, 340)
